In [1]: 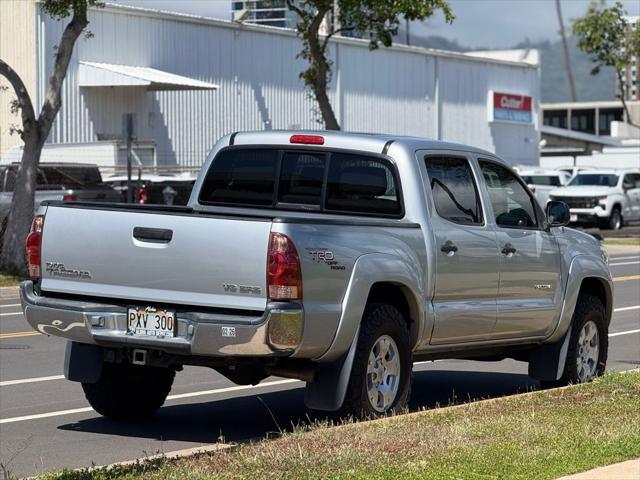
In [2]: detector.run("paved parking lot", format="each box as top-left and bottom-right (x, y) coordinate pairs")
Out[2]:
(1, 249), (638, 478)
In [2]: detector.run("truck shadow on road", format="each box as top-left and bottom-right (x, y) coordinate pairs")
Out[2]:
(57, 369), (539, 445)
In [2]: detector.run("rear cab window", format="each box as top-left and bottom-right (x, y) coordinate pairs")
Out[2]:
(198, 148), (402, 217)
(521, 175), (561, 187)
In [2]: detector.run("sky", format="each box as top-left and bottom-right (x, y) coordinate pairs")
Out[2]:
(111, 0), (640, 49)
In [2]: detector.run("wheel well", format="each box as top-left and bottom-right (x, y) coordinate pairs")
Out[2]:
(366, 282), (420, 348)
(579, 277), (612, 325)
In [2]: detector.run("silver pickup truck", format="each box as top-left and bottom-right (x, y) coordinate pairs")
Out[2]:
(20, 131), (613, 419)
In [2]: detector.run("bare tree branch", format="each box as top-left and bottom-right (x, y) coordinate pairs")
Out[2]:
(0, 59), (37, 141)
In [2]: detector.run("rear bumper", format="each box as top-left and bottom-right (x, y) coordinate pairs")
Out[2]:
(19, 281), (303, 357)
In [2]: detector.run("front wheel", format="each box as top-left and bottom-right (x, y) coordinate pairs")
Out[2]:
(339, 303), (412, 419)
(82, 362), (175, 419)
(541, 293), (608, 388)
(602, 207), (622, 230)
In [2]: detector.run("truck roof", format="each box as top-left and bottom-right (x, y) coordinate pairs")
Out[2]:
(230, 130), (502, 163)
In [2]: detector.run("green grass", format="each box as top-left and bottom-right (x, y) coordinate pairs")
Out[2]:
(0, 274), (22, 287)
(603, 237), (640, 246)
(34, 371), (640, 480)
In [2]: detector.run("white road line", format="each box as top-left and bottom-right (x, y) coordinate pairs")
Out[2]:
(0, 312), (22, 317)
(0, 375), (65, 387)
(610, 256), (640, 261)
(0, 378), (302, 425)
(609, 261), (640, 266)
(609, 329), (640, 337)
(614, 305), (640, 313)
(1, 303), (21, 308)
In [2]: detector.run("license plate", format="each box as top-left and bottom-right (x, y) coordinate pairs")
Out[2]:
(570, 213), (578, 222)
(127, 306), (175, 337)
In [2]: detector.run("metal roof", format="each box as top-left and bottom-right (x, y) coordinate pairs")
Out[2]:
(78, 61), (220, 91)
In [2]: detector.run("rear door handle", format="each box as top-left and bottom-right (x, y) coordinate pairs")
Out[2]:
(440, 241), (458, 255)
(501, 243), (517, 256)
(133, 227), (173, 243)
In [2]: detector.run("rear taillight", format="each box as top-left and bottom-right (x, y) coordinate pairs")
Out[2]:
(527, 184), (536, 193)
(136, 187), (148, 204)
(25, 215), (44, 279)
(267, 232), (302, 301)
(62, 194), (77, 201)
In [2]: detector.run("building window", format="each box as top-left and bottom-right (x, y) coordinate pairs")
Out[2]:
(571, 108), (596, 134)
(543, 109), (568, 129)
(599, 108), (624, 135)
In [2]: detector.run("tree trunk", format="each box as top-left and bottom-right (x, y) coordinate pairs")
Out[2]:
(555, 0), (577, 102)
(0, 134), (45, 274)
(0, 6), (88, 275)
(307, 15), (341, 131)
(616, 69), (638, 128)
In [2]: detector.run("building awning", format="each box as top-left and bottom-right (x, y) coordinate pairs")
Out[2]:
(78, 61), (219, 91)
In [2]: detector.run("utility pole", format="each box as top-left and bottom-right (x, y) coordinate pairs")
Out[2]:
(556, 0), (577, 102)
(406, 18), (410, 46)
(123, 113), (135, 204)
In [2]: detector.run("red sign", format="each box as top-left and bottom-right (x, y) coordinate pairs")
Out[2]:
(493, 92), (532, 112)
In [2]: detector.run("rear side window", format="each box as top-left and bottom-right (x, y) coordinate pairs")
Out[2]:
(521, 175), (561, 186)
(199, 148), (402, 217)
(3, 167), (48, 192)
(326, 153), (400, 215)
(425, 156), (483, 225)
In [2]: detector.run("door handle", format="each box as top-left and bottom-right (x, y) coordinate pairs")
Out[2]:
(501, 243), (517, 256)
(440, 241), (458, 255)
(133, 227), (173, 243)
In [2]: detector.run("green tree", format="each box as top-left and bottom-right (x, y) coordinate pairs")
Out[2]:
(284, 0), (454, 130)
(0, 1), (100, 274)
(572, 0), (640, 126)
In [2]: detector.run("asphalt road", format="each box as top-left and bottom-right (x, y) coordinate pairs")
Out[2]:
(1, 252), (639, 478)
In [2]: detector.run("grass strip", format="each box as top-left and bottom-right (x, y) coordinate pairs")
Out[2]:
(603, 237), (640, 247)
(35, 371), (640, 480)
(0, 274), (22, 287)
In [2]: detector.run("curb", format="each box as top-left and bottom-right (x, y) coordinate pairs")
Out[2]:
(557, 458), (640, 480)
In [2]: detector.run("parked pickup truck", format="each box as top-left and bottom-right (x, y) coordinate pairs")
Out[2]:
(20, 131), (613, 419)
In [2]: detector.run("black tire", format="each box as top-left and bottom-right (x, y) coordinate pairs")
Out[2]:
(82, 362), (175, 420)
(338, 303), (412, 419)
(602, 207), (622, 230)
(541, 293), (608, 389)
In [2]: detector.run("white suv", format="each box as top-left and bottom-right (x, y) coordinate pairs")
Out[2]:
(519, 168), (572, 206)
(548, 169), (640, 230)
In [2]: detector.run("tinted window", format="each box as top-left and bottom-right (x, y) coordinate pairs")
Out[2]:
(521, 175), (561, 187)
(425, 157), (483, 225)
(3, 167), (47, 192)
(568, 174), (619, 187)
(325, 153), (400, 215)
(278, 152), (326, 206)
(199, 149), (278, 206)
(40, 166), (103, 188)
(199, 148), (402, 216)
(480, 161), (538, 228)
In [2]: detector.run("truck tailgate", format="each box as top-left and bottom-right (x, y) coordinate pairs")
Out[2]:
(40, 205), (271, 310)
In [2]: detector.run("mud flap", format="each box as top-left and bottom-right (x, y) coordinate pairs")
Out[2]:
(304, 327), (360, 411)
(64, 341), (103, 383)
(528, 325), (572, 382)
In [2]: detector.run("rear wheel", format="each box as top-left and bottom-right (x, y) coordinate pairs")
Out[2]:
(339, 303), (412, 419)
(541, 293), (607, 388)
(82, 362), (175, 419)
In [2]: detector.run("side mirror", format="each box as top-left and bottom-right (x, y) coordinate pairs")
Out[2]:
(546, 200), (570, 227)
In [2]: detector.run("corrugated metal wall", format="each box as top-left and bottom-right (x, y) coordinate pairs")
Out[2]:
(38, 4), (539, 167)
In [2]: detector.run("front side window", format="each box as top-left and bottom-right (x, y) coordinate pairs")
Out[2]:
(425, 156), (483, 225)
(199, 148), (402, 216)
(480, 161), (538, 228)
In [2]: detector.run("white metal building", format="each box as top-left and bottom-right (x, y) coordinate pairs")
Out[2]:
(1, 2), (541, 169)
